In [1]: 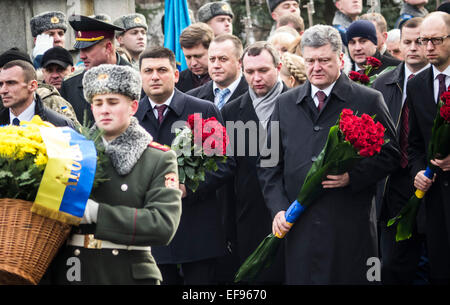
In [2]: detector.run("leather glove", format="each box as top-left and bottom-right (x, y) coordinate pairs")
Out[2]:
(32, 33), (54, 58)
(80, 199), (99, 224)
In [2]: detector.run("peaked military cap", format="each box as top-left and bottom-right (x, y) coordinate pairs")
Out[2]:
(197, 2), (234, 23)
(83, 64), (142, 103)
(266, 0), (299, 13)
(113, 13), (148, 32)
(30, 11), (67, 37)
(68, 14), (124, 50)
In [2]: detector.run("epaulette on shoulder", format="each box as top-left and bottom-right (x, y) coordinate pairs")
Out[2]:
(149, 141), (171, 152)
(63, 67), (84, 81)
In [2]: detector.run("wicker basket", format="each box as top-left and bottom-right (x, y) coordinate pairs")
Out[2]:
(0, 198), (71, 285)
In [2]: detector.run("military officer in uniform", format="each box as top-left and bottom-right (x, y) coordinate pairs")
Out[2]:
(47, 64), (182, 285)
(60, 14), (131, 126)
(114, 13), (148, 70)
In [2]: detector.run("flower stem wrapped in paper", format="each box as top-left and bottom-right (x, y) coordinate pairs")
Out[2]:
(234, 109), (388, 283)
(171, 113), (229, 192)
(388, 89), (450, 241)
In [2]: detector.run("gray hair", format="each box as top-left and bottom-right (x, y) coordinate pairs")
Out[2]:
(301, 24), (343, 54)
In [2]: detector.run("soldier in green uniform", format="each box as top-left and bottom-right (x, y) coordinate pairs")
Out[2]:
(48, 64), (182, 285)
(60, 14), (131, 126)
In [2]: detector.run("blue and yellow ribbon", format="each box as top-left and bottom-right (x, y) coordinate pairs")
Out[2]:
(32, 125), (97, 225)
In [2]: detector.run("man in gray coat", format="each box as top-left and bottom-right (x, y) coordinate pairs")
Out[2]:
(258, 25), (400, 284)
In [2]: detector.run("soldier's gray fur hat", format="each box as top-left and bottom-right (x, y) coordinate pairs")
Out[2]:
(83, 64), (142, 103)
(266, 0), (299, 13)
(113, 13), (148, 32)
(197, 2), (234, 23)
(30, 11), (67, 37)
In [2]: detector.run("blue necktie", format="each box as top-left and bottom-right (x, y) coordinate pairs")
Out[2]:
(12, 118), (20, 126)
(215, 88), (230, 110)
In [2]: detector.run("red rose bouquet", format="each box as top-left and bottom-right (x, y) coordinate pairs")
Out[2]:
(235, 109), (388, 283)
(388, 88), (450, 241)
(171, 113), (229, 192)
(349, 56), (394, 86)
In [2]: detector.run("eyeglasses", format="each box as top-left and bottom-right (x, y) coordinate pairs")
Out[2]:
(418, 35), (450, 46)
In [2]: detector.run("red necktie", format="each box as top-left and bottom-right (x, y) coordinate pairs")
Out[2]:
(437, 73), (447, 103)
(399, 73), (415, 168)
(316, 91), (327, 112)
(155, 104), (167, 124)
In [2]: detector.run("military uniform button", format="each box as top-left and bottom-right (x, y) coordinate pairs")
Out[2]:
(313, 126), (320, 131)
(112, 249), (119, 256)
(74, 249), (80, 256)
(121, 184), (128, 191)
(444, 181), (449, 187)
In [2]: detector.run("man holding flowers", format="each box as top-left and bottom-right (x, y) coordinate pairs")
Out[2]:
(407, 11), (450, 284)
(257, 24), (400, 284)
(135, 46), (227, 285)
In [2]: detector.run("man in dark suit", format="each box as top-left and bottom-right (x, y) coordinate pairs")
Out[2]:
(59, 15), (130, 126)
(258, 25), (400, 284)
(346, 20), (401, 76)
(187, 34), (248, 110)
(408, 12), (450, 284)
(220, 41), (289, 284)
(0, 60), (72, 128)
(135, 46), (226, 285)
(372, 17), (430, 284)
(175, 23), (214, 93)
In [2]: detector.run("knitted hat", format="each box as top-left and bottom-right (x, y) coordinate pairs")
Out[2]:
(197, 2), (234, 23)
(266, 0), (299, 13)
(83, 64), (142, 103)
(30, 11), (67, 37)
(113, 13), (148, 32)
(0, 48), (33, 68)
(346, 20), (378, 46)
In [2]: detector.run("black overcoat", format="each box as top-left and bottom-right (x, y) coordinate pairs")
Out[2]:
(220, 85), (289, 283)
(258, 73), (400, 284)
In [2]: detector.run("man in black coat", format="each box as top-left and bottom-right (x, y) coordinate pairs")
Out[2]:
(59, 15), (130, 126)
(0, 60), (72, 128)
(186, 34), (248, 110)
(220, 41), (289, 284)
(346, 20), (401, 76)
(135, 46), (226, 285)
(175, 23), (214, 93)
(258, 25), (400, 284)
(372, 17), (430, 284)
(407, 12), (450, 284)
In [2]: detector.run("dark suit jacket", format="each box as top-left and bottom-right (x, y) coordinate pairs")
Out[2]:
(258, 74), (399, 284)
(219, 83), (289, 283)
(372, 63), (420, 224)
(175, 69), (210, 93)
(135, 88), (227, 264)
(407, 66), (450, 278)
(186, 76), (249, 105)
(60, 53), (131, 126)
(352, 51), (401, 77)
(0, 93), (73, 128)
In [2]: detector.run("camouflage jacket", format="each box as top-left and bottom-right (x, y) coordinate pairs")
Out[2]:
(36, 82), (80, 126)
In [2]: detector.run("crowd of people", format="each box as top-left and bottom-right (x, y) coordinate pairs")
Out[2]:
(0, 0), (449, 285)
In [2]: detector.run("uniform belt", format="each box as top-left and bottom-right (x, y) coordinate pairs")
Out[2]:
(68, 234), (151, 251)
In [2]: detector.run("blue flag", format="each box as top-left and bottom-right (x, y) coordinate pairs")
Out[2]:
(164, 0), (191, 72)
